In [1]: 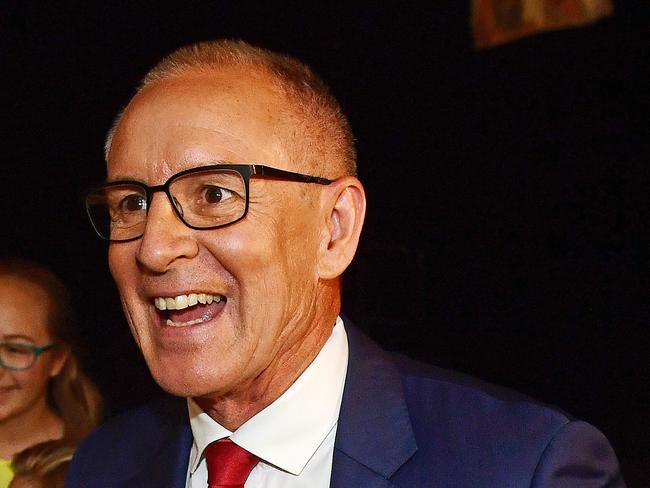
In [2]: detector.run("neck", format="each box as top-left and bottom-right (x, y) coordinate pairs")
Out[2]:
(0, 396), (63, 459)
(195, 287), (341, 431)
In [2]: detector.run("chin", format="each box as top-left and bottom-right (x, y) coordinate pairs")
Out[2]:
(150, 370), (203, 398)
(147, 360), (228, 399)
(156, 381), (200, 398)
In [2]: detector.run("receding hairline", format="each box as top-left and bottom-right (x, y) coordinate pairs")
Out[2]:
(104, 39), (357, 177)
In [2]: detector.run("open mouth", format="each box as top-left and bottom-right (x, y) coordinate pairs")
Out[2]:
(154, 293), (227, 327)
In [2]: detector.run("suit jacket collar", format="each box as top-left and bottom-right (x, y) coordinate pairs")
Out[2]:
(331, 322), (418, 487)
(120, 322), (416, 488)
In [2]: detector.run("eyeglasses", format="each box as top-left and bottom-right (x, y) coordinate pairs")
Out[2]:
(0, 342), (57, 371)
(85, 163), (334, 242)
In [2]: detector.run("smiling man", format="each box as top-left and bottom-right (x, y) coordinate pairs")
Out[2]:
(67, 40), (625, 487)
(100, 62), (357, 431)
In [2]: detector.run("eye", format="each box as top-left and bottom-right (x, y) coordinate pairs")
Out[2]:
(120, 193), (146, 212)
(2, 343), (32, 357)
(202, 186), (233, 204)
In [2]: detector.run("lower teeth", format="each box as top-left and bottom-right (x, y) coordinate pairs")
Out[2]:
(166, 318), (204, 327)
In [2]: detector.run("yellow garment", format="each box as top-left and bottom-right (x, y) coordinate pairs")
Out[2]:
(0, 458), (13, 488)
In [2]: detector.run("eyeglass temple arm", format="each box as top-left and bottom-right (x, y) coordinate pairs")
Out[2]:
(34, 344), (57, 356)
(251, 165), (333, 185)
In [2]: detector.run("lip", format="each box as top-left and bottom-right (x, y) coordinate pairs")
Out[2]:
(142, 285), (227, 310)
(146, 297), (228, 337)
(144, 288), (227, 299)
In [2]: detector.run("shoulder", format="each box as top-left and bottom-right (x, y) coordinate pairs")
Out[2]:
(347, 321), (573, 435)
(393, 356), (624, 487)
(393, 351), (573, 430)
(67, 396), (188, 486)
(342, 322), (624, 486)
(78, 395), (185, 450)
(392, 355), (624, 486)
(396, 354), (567, 444)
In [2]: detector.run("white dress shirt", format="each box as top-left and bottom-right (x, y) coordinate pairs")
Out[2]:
(186, 317), (348, 487)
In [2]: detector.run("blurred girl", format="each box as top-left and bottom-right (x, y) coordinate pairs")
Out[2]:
(0, 258), (103, 487)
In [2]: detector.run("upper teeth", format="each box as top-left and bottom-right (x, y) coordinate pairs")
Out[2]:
(154, 293), (222, 311)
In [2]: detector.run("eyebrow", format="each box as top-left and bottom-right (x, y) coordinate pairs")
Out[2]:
(1, 334), (37, 343)
(104, 161), (237, 184)
(104, 175), (148, 185)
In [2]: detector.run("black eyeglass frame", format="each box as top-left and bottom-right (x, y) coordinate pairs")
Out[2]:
(86, 163), (334, 242)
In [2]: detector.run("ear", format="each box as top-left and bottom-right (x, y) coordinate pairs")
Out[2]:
(317, 176), (366, 280)
(49, 346), (70, 378)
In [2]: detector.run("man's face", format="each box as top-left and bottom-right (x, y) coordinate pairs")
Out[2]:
(107, 69), (328, 400)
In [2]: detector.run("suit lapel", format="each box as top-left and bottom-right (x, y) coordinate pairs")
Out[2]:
(119, 323), (415, 488)
(331, 322), (417, 488)
(124, 399), (193, 488)
(330, 451), (397, 488)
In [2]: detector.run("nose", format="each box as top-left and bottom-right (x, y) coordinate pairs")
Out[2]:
(135, 192), (199, 273)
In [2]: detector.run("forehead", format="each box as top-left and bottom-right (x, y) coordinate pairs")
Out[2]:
(0, 276), (52, 341)
(108, 67), (294, 181)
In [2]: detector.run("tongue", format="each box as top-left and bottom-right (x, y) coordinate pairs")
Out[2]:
(168, 302), (224, 323)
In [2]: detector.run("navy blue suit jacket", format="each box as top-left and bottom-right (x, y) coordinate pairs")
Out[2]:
(67, 324), (625, 487)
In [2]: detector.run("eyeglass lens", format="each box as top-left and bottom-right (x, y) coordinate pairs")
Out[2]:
(0, 342), (39, 370)
(86, 168), (248, 241)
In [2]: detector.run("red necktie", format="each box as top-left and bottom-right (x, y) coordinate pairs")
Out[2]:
(204, 438), (259, 488)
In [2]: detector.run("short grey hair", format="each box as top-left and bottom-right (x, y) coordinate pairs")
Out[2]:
(105, 39), (356, 177)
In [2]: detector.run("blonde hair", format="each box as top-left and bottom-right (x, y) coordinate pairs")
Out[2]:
(0, 258), (104, 443)
(10, 441), (74, 488)
(106, 39), (356, 178)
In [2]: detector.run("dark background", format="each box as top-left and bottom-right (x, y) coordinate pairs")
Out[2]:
(1, 1), (647, 484)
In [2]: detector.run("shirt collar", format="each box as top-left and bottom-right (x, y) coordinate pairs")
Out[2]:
(188, 316), (348, 476)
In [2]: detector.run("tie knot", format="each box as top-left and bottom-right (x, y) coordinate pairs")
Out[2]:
(204, 438), (259, 488)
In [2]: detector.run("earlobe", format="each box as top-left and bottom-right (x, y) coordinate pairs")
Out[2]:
(318, 176), (366, 280)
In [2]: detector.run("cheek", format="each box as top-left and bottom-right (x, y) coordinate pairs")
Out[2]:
(30, 355), (62, 383)
(276, 213), (321, 284)
(108, 243), (136, 284)
(211, 223), (279, 277)
(206, 225), (292, 323)
(219, 215), (320, 315)
(108, 244), (140, 303)
(10, 368), (51, 404)
(20, 370), (50, 389)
